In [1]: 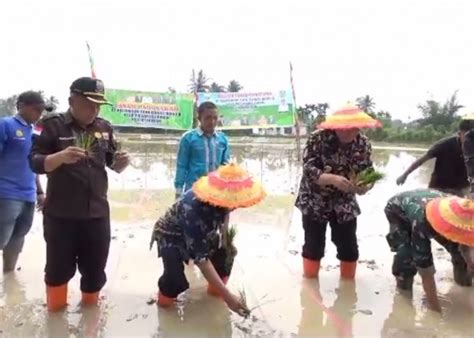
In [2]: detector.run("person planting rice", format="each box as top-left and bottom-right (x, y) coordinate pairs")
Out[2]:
(150, 163), (266, 316)
(295, 103), (382, 279)
(384, 189), (474, 312)
(396, 119), (474, 197)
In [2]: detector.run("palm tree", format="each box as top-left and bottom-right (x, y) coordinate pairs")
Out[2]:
(46, 95), (59, 112)
(442, 90), (464, 117)
(356, 95), (376, 116)
(210, 82), (226, 92)
(418, 90), (464, 129)
(227, 80), (243, 93)
(315, 103), (330, 121)
(189, 69), (209, 93)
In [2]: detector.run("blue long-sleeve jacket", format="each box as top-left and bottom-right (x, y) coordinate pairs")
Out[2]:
(174, 128), (230, 192)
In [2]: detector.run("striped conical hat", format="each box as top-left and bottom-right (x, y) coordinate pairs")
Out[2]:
(318, 103), (382, 130)
(193, 163), (266, 209)
(426, 196), (474, 246)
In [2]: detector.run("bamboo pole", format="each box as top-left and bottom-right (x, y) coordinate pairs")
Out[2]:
(289, 61), (302, 162)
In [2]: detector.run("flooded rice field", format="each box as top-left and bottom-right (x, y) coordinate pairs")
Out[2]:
(1, 137), (473, 337)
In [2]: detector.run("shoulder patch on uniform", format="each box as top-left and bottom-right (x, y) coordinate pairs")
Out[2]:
(42, 113), (61, 121)
(95, 117), (112, 126)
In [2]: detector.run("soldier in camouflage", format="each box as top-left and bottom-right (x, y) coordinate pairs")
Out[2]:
(385, 189), (472, 289)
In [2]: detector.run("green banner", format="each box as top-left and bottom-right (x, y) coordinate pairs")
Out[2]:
(197, 91), (295, 129)
(100, 89), (194, 130)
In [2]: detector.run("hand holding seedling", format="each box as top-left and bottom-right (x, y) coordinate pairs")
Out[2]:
(224, 291), (249, 317)
(318, 173), (355, 193)
(59, 146), (86, 164)
(352, 168), (385, 187)
(355, 183), (374, 195)
(112, 151), (131, 173)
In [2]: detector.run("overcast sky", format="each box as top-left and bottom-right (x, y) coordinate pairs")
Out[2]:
(1, 0), (473, 121)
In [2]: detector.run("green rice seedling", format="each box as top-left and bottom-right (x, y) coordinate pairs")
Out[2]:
(74, 132), (96, 156)
(238, 288), (251, 318)
(351, 168), (385, 187)
(225, 225), (238, 271)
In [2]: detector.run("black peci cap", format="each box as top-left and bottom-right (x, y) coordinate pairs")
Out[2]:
(70, 77), (111, 105)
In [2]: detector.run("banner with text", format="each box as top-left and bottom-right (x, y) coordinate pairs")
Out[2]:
(100, 89), (194, 129)
(197, 91), (295, 129)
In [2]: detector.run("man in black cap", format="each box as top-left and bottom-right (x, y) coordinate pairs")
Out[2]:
(29, 77), (130, 312)
(0, 91), (48, 273)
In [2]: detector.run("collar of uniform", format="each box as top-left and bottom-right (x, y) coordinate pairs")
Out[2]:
(64, 110), (75, 125)
(197, 126), (217, 136)
(14, 114), (29, 126)
(64, 110), (97, 128)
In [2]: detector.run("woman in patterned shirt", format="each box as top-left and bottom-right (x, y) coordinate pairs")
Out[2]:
(295, 103), (381, 280)
(150, 163), (265, 316)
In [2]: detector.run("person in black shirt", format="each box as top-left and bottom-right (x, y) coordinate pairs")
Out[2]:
(463, 119), (474, 196)
(29, 77), (130, 312)
(396, 120), (474, 196)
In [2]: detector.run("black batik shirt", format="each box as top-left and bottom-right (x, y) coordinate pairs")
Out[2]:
(295, 129), (373, 223)
(427, 135), (468, 191)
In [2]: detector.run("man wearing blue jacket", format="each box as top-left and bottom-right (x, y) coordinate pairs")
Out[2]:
(0, 91), (47, 273)
(174, 102), (231, 198)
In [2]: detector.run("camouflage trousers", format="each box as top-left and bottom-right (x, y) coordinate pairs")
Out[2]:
(384, 204), (465, 280)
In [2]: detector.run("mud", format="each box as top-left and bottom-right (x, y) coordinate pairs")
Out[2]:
(1, 142), (473, 337)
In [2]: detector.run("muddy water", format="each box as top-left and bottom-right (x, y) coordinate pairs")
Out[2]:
(1, 139), (473, 337)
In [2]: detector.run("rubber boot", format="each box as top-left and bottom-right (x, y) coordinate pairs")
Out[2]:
(47, 284), (68, 312)
(207, 276), (229, 297)
(3, 250), (20, 273)
(157, 292), (175, 307)
(453, 264), (473, 287)
(340, 261), (357, 280)
(81, 292), (100, 306)
(303, 258), (320, 278)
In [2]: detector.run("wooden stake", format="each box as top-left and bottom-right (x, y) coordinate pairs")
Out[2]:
(289, 61), (302, 162)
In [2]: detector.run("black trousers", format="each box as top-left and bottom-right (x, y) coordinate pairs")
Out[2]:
(43, 215), (111, 293)
(158, 247), (232, 298)
(302, 214), (359, 262)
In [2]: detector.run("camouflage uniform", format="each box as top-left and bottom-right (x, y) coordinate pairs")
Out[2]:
(384, 189), (470, 289)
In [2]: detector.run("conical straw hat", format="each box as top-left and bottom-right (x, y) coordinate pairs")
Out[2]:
(192, 163), (266, 209)
(426, 196), (474, 246)
(318, 103), (382, 130)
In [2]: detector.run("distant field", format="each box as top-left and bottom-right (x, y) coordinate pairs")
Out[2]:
(116, 132), (429, 152)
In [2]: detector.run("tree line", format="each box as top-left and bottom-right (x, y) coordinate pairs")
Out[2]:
(1, 74), (465, 144)
(188, 69), (243, 94)
(297, 91), (465, 143)
(0, 93), (59, 118)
